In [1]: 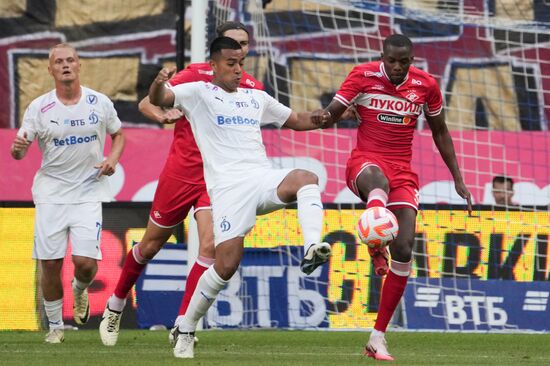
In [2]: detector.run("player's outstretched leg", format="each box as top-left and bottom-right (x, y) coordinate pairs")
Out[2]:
(300, 242), (331, 275)
(72, 279), (90, 325)
(293, 182), (331, 274)
(364, 330), (394, 361)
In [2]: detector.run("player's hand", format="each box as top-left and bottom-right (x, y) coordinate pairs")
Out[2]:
(455, 180), (472, 216)
(94, 158), (117, 179)
(155, 66), (177, 85)
(11, 132), (30, 154)
(311, 109), (332, 128)
(11, 132), (31, 159)
(160, 108), (184, 124)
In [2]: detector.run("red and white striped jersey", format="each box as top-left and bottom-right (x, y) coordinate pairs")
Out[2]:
(334, 61), (442, 165)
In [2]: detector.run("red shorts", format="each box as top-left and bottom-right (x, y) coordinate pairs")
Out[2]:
(149, 173), (211, 228)
(345, 151), (419, 211)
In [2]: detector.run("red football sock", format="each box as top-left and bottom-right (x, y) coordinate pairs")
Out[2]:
(113, 244), (147, 299)
(367, 188), (388, 209)
(374, 260), (410, 332)
(178, 256), (215, 316)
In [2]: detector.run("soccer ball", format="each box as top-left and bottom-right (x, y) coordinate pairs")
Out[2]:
(357, 207), (399, 248)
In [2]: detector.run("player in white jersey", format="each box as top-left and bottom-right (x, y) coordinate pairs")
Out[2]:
(10, 43), (125, 344)
(149, 37), (331, 358)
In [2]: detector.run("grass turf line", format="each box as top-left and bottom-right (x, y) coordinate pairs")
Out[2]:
(1, 329), (549, 365)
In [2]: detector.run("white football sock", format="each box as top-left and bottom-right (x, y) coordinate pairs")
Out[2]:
(44, 299), (64, 330)
(108, 295), (126, 313)
(371, 329), (385, 338)
(177, 266), (228, 332)
(297, 184), (324, 253)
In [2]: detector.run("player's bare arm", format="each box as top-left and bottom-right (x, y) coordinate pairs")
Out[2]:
(283, 111), (323, 131)
(311, 99), (349, 128)
(95, 129), (125, 177)
(149, 67), (177, 108)
(426, 112), (472, 214)
(10, 132), (31, 160)
(139, 96), (184, 124)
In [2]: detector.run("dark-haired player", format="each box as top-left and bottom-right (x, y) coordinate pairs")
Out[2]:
(150, 36), (331, 358)
(99, 22), (264, 347)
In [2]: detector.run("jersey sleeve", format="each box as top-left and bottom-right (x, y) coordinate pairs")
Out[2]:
(167, 68), (199, 87)
(334, 66), (364, 107)
(18, 102), (39, 142)
(171, 82), (201, 115)
(104, 98), (122, 135)
(424, 77), (443, 117)
(259, 91), (292, 128)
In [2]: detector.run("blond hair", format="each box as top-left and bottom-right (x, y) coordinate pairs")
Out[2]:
(48, 43), (78, 60)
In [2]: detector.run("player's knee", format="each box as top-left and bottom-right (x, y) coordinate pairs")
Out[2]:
(357, 167), (389, 194)
(216, 262), (239, 281)
(198, 245), (215, 259)
(73, 258), (97, 278)
(41, 260), (62, 275)
(390, 237), (414, 262)
(138, 241), (164, 260)
(296, 169), (318, 185)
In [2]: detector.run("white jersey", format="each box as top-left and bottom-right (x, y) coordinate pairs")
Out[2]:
(18, 86), (122, 204)
(171, 81), (292, 190)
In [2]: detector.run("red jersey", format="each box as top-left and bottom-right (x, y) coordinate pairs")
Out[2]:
(162, 63), (264, 184)
(334, 61), (442, 166)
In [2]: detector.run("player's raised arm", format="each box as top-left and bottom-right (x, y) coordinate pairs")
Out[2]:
(139, 96), (184, 124)
(426, 111), (472, 215)
(149, 66), (177, 108)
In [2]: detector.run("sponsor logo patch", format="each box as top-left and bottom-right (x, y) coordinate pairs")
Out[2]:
(377, 114), (412, 125)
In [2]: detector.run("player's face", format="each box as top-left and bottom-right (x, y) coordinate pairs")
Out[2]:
(211, 48), (245, 92)
(48, 47), (80, 83)
(381, 45), (413, 85)
(223, 29), (250, 56)
(492, 181), (514, 205)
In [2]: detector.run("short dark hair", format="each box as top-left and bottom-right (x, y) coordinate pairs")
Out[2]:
(492, 175), (514, 186)
(216, 21), (249, 37)
(383, 34), (413, 52)
(209, 36), (242, 59)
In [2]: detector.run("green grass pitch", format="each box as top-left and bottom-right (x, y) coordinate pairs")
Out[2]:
(1, 329), (549, 365)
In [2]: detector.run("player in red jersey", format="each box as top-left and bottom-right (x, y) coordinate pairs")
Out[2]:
(99, 22), (263, 347)
(313, 34), (472, 361)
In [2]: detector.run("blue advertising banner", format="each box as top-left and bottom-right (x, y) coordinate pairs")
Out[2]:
(404, 278), (550, 331)
(135, 244), (331, 329)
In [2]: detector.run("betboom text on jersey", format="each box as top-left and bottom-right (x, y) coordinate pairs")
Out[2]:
(217, 115), (259, 126)
(53, 134), (98, 146)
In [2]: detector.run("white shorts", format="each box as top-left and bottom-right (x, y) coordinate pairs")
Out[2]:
(33, 202), (103, 260)
(210, 168), (293, 245)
